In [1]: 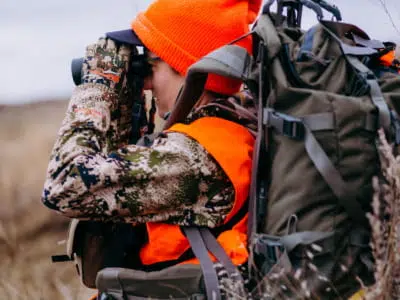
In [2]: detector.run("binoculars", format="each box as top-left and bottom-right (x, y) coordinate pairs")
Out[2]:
(69, 49), (154, 145)
(70, 51), (151, 86)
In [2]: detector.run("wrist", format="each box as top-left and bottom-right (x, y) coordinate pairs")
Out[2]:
(71, 83), (117, 106)
(67, 83), (119, 123)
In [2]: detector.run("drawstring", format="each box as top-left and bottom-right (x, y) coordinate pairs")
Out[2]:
(163, 111), (171, 120)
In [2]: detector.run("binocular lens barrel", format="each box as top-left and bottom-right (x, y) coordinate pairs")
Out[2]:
(71, 54), (151, 86)
(71, 57), (84, 86)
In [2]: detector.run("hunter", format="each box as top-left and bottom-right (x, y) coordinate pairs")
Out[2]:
(42, 0), (261, 298)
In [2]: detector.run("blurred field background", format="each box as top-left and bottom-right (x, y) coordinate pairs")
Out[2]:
(0, 100), (95, 299)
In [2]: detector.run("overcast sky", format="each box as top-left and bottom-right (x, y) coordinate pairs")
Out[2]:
(0, 0), (399, 104)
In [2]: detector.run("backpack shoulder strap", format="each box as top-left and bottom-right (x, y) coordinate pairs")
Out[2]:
(182, 227), (245, 300)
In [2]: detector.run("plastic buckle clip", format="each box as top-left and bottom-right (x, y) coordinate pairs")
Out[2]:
(254, 235), (285, 264)
(282, 117), (305, 140)
(264, 109), (306, 140)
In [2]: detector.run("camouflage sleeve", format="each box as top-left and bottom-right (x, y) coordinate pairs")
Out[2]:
(42, 84), (234, 227)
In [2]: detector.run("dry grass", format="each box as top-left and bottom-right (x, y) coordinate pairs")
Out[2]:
(0, 100), (94, 299)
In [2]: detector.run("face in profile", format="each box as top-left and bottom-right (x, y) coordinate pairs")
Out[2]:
(143, 52), (184, 118)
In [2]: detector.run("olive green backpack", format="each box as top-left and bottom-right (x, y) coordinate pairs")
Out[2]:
(242, 2), (400, 299)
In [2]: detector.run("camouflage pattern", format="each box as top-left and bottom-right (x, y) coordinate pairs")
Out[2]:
(82, 37), (131, 92)
(42, 82), (256, 226)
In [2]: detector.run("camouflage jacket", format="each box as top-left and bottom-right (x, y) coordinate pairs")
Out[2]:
(42, 83), (256, 227)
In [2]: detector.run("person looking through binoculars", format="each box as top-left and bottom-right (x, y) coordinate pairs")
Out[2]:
(42, 0), (260, 298)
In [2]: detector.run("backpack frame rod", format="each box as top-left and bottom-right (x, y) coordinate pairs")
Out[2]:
(263, 0), (342, 28)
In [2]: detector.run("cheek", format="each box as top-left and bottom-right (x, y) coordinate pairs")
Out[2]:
(150, 63), (183, 113)
(151, 70), (169, 96)
(151, 73), (169, 112)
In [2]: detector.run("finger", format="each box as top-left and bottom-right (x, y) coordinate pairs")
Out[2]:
(98, 37), (107, 48)
(118, 44), (131, 56)
(118, 44), (131, 62)
(105, 38), (117, 51)
(85, 43), (97, 57)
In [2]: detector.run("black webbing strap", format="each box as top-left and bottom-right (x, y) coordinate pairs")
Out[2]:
(345, 56), (391, 133)
(265, 109), (369, 226)
(183, 227), (222, 300)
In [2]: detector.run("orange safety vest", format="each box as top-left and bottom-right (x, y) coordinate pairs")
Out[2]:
(139, 117), (255, 266)
(380, 49), (395, 67)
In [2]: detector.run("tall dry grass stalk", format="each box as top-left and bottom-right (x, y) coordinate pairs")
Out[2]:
(364, 130), (400, 299)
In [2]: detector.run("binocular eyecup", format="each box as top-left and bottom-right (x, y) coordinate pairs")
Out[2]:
(71, 57), (85, 86)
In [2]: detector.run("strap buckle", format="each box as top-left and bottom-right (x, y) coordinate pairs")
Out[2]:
(282, 117), (305, 140)
(254, 235), (285, 268)
(264, 109), (305, 140)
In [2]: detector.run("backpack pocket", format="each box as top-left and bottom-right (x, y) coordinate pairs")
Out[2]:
(96, 264), (206, 300)
(283, 25), (352, 94)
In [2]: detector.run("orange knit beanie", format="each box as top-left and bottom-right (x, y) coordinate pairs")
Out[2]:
(132, 0), (261, 95)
